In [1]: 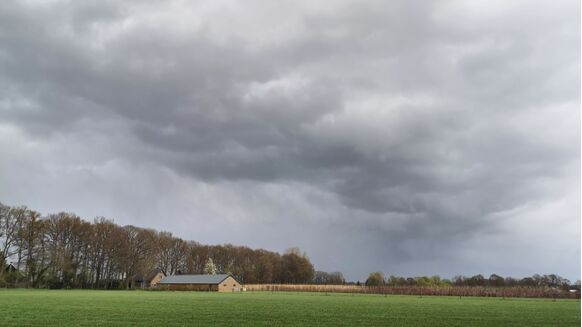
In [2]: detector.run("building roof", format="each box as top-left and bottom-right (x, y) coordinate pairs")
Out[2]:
(135, 269), (164, 283)
(158, 274), (236, 285)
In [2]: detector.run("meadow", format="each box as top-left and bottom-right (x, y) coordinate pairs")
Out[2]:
(0, 289), (579, 326)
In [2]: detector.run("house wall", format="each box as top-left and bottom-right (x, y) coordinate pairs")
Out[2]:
(150, 272), (165, 288)
(218, 276), (241, 292)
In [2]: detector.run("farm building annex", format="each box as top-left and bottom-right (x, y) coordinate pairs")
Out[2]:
(153, 274), (243, 292)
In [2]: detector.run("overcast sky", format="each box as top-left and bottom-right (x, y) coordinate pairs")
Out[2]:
(0, 0), (579, 282)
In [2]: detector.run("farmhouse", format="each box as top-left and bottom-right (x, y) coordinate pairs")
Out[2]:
(158, 274), (242, 292)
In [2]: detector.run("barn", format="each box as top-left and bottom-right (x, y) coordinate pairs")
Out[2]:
(158, 274), (242, 292)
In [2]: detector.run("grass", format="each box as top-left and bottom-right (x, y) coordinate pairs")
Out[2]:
(0, 289), (579, 326)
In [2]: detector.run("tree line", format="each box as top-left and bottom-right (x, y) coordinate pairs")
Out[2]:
(2, 202), (577, 291)
(0, 203), (315, 289)
(364, 272), (579, 290)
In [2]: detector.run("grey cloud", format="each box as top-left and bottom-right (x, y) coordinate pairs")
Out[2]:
(0, 0), (579, 281)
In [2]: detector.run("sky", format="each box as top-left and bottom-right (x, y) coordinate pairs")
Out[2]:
(0, 0), (580, 282)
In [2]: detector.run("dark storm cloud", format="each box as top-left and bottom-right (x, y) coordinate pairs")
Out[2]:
(0, 0), (579, 280)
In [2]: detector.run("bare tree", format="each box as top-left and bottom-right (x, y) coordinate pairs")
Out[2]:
(157, 232), (187, 275)
(0, 204), (20, 270)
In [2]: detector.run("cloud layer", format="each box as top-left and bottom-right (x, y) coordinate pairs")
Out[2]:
(0, 0), (579, 281)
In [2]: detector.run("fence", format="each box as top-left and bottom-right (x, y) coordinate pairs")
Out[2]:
(244, 284), (580, 299)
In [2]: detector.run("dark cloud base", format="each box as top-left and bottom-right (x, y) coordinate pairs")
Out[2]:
(0, 0), (579, 281)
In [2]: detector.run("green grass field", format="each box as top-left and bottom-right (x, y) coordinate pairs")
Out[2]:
(0, 289), (579, 326)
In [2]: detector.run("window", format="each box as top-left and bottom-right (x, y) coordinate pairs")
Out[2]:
(223, 284), (227, 287)
(233, 284), (236, 287)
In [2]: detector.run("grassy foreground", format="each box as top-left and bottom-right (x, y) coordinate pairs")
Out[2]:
(0, 289), (579, 326)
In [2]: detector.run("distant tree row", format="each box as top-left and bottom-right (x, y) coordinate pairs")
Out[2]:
(313, 271), (346, 285)
(3, 202), (576, 291)
(0, 203), (315, 289)
(451, 274), (576, 289)
(364, 272), (579, 290)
